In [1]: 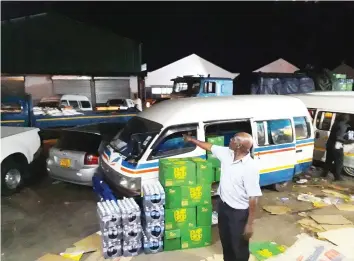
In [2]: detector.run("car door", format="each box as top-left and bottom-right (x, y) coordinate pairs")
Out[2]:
(293, 116), (314, 174)
(252, 119), (296, 186)
(313, 110), (335, 162)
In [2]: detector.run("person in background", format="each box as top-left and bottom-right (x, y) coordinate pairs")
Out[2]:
(133, 93), (142, 111)
(183, 132), (262, 261)
(322, 113), (354, 181)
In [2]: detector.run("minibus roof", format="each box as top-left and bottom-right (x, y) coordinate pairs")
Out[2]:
(139, 95), (309, 126)
(289, 93), (354, 114)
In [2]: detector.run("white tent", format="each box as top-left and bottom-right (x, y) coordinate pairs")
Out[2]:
(145, 54), (237, 87)
(254, 58), (299, 73)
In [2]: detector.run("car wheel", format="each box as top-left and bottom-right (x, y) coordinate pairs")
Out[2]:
(343, 166), (354, 177)
(1, 157), (27, 196)
(273, 181), (291, 192)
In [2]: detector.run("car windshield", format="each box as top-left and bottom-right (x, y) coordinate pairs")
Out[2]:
(110, 117), (163, 158)
(172, 81), (200, 96)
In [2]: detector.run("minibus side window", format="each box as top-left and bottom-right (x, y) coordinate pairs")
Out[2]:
(68, 100), (79, 109)
(256, 121), (266, 146)
(149, 127), (197, 159)
(293, 117), (310, 140)
(316, 111), (333, 131)
(267, 119), (293, 145)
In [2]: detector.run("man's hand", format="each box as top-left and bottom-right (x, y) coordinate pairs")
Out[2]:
(183, 134), (193, 142)
(243, 223), (253, 240)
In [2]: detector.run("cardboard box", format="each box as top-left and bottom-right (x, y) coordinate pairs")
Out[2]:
(159, 159), (196, 187)
(165, 208), (196, 230)
(181, 226), (212, 249)
(207, 136), (225, 146)
(207, 157), (221, 168)
(165, 185), (212, 209)
(164, 237), (181, 251)
(197, 205), (212, 226)
(164, 229), (181, 240)
(215, 167), (221, 182)
(190, 158), (214, 184)
(164, 229), (181, 251)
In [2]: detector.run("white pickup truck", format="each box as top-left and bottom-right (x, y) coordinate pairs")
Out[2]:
(1, 127), (41, 196)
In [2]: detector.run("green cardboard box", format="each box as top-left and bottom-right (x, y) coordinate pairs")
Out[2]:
(207, 135), (225, 146)
(207, 156), (221, 168)
(164, 238), (181, 251)
(190, 158), (214, 184)
(165, 229), (181, 240)
(165, 185), (212, 209)
(165, 208), (196, 230)
(181, 226), (212, 249)
(206, 136), (224, 155)
(197, 204), (212, 226)
(214, 167), (221, 182)
(159, 159), (196, 187)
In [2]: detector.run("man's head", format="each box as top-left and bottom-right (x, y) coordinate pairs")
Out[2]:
(229, 132), (253, 154)
(133, 93), (138, 99)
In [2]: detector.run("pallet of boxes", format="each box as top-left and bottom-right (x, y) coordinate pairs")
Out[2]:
(160, 152), (220, 251)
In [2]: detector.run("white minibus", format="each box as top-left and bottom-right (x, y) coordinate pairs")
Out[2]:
(99, 95), (314, 196)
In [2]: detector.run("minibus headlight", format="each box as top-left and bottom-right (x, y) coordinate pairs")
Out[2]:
(120, 178), (128, 188)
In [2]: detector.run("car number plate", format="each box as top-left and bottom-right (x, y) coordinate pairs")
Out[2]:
(60, 158), (71, 168)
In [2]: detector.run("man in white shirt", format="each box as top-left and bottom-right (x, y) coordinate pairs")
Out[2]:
(132, 93), (142, 112)
(183, 132), (262, 261)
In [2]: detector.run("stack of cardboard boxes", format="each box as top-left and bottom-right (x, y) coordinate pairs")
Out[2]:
(206, 135), (224, 182)
(160, 157), (215, 251)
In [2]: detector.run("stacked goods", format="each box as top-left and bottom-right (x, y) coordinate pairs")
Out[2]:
(97, 200), (123, 259)
(97, 198), (143, 258)
(160, 158), (213, 251)
(206, 135), (223, 182)
(118, 198), (143, 257)
(142, 182), (165, 254)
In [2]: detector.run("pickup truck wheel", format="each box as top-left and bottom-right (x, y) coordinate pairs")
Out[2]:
(1, 158), (27, 196)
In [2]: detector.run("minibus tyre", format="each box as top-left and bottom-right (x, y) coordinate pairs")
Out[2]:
(273, 181), (290, 192)
(343, 167), (354, 177)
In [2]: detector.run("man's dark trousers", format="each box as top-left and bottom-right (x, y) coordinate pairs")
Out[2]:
(218, 198), (249, 261)
(323, 145), (344, 180)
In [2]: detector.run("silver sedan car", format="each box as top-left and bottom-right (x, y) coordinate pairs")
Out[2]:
(47, 124), (121, 186)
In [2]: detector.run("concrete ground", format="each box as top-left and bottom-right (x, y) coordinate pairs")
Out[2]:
(2, 157), (354, 261)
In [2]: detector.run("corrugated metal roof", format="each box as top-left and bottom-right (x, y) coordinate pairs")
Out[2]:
(1, 13), (142, 75)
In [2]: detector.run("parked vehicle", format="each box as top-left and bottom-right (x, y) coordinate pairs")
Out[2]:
(39, 94), (93, 111)
(289, 93), (354, 176)
(1, 126), (41, 195)
(1, 94), (137, 129)
(96, 99), (137, 112)
(47, 123), (124, 186)
(98, 95), (314, 196)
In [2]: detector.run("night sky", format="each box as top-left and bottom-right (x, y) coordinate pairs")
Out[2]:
(2, 1), (354, 73)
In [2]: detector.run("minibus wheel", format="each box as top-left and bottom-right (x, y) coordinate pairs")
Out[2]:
(343, 167), (354, 177)
(273, 181), (291, 192)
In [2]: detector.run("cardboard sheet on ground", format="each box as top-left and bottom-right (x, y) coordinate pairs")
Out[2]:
(335, 204), (354, 211)
(37, 254), (72, 261)
(262, 206), (291, 215)
(310, 215), (353, 225)
(318, 228), (354, 250)
(297, 218), (325, 232)
(322, 189), (350, 200)
(320, 224), (354, 231)
(249, 242), (286, 260)
(266, 234), (354, 261)
(73, 233), (101, 252)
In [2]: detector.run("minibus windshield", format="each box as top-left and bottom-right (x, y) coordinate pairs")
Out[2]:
(110, 117), (162, 158)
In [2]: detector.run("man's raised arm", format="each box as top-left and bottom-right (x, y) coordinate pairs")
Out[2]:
(183, 134), (213, 152)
